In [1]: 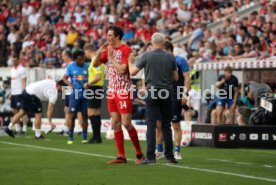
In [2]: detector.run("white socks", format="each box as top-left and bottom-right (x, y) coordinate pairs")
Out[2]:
(8, 122), (13, 130)
(22, 125), (27, 132)
(15, 124), (21, 132)
(63, 125), (69, 132)
(35, 129), (41, 137)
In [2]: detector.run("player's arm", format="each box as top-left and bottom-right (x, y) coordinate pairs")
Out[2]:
(181, 72), (190, 105)
(21, 68), (27, 89)
(22, 77), (26, 89)
(63, 75), (72, 87)
(63, 64), (72, 87)
(47, 102), (55, 124)
(94, 44), (108, 67)
(172, 70), (179, 81)
(184, 72), (190, 92)
(128, 52), (141, 76)
(47, 88), (58, 125)
(88, 74), (101, 85)
(215, 77), (225, 88)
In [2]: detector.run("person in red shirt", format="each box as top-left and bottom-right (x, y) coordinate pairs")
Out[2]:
(94, 25), (144, 164)
(55, 16), (69, 30)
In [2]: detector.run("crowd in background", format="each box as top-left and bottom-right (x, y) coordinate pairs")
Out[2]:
(1, 0), (275, 69)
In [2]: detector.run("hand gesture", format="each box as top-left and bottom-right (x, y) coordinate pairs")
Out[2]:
(181, 96), (188, 105)
(107, 45), (114, 61)
(98, 44), (108, 54)
(83, 83), (89, 89)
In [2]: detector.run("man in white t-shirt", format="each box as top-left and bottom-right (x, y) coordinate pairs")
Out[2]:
(10, 54), (27, 134)
(28, 8), (40, 27)
(183, 84), (200, 121)
(5, 78), (65, 139)
(22, 2), (33, 17)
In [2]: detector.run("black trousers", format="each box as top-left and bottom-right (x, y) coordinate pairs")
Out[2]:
(145, 89), (174, 160)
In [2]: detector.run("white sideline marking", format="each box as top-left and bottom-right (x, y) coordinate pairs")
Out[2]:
(0, 141), (116, 159)
(208, 158), (275, 168)
(1, 141), (276, 183)
(208, 159), (252, 165)
(264, 165), (274, 168)
(164, 164), (276, 183)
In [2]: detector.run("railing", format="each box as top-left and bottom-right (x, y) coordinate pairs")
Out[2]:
(193, 57), (276, 71)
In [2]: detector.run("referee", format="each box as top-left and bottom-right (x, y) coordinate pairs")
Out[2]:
(129, 33), (179, 164)
(84, 44), (105, 144)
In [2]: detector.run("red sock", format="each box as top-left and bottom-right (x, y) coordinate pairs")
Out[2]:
(114, 130), (125, 158)
(128, 127), (143, 155)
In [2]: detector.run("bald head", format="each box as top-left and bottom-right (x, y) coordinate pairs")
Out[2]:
(61, 49), (72, 63)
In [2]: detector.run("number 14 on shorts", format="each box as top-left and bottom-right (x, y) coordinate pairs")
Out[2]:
(119, 101), (127, 109)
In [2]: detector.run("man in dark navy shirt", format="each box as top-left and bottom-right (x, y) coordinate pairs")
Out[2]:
(215, 66), (239, 124)
(155, 41), (190, 161)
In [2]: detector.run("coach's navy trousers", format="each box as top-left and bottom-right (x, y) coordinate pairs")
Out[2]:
(145, 89), (174, 160)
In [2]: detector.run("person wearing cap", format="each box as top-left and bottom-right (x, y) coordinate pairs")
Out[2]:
(5, 77), (66, 139)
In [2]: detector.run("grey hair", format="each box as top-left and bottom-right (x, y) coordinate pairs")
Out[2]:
(151, 32), (165, 45)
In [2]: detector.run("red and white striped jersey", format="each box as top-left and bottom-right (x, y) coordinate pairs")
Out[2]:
(100, 44), (132, 93)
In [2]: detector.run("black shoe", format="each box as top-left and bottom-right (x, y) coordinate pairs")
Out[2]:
(5, 128), (15, 138)
(166, 158), (178, 164)
(57, 131), (64, 135)
(88, 138), (102, 144)
(35, 135), (45, 140)
(140, 158), (156, 165)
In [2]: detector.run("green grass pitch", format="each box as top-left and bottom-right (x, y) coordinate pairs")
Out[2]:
(0, 132), (276, 185)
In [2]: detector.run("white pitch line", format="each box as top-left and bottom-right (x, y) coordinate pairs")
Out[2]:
(0, 141), (116, 160)
(208, 159), (252, 165)
(264, 165), (274, 168)
(208, 158), (275, 168)
(1, 141), (276, 183)
(163, 164), (276, 183)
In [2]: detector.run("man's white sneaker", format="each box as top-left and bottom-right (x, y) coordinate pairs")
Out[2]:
(174, 152), (182, 160)
(155, 150), (164, 159)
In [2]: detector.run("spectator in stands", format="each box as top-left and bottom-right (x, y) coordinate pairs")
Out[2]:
(28, 7), (40, 27)
(235, 43), (258, 59)
(7, 26), (17, 44)
(43, 50), (59, 68)
(0, 30), (8, 67)
(66, 26), (78, 49)
(234, 43), (244, 56)
(22, 1), (33, 17)
(188, 23), (206, 52)
(0, 0), (274, 70)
